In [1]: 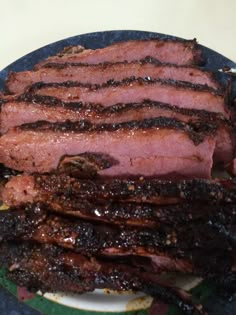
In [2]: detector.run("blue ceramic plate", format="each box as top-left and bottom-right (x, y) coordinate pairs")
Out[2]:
(0, 30), (235, 315)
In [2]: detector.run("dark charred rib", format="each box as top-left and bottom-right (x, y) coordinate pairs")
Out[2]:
(3, 175), (236, 208)
(20, 199), (236, 228)
(35, 38), (205, 69)
(33, 202), (235, 236)
(6, 56), (220, 94)
(2, 176), (236, 227)
(0, 203), (234, 257)
(0, 242), (206, 315)
(33, 176), (236, 205)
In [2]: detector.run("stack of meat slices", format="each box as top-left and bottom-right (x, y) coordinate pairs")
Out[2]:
(0, 38), (235, 315)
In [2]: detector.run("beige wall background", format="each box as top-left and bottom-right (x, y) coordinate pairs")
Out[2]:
(1, 0), (235, 70)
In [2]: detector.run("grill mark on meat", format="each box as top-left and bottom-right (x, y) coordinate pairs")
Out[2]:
(0, 204), (234, 259)
(3, 175), (236, 207)
(6, 57), (220, 94)
(0, 242), (208, 315)
(35, 38), (205, 69)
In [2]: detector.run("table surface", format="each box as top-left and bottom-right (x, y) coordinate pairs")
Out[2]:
(0, 1), (236, 314)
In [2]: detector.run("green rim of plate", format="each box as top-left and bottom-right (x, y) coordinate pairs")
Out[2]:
(0, 267), (216, 315)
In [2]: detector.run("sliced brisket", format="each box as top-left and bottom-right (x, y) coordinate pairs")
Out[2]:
(1, 96), (233, 164)
(6, 58), (219, 94)
(35, 39), (204, 69)
(2, 175), (236, 227)
(0, 118), (217, 177)
(28, 78), (229, 118)
(0, 204), (234, 258)
(3, 198), (235, 228)
(1, 95), (225, 129)
(3, 174), (236, 207)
